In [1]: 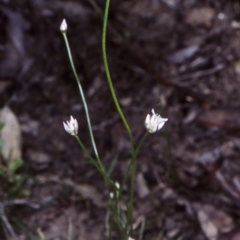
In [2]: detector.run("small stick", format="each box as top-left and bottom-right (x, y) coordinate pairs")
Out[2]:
(175, 64), (224, 82)
(3, 199), (40, 209)
(0, 203), (18, 240)
(0, 200), (40, 239)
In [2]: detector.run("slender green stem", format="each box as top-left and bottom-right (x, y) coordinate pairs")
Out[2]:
(102, 0), (132, 141)
(75, 135), (115, 188)
(63, 32), (106, 176)
(124, 132), (148, 233)
(139, 218), (146, 240)
(75, 136), (92, 160)
(135, 132), (149, 159)
(75, 136), (99, 169)
(128, 148), (136, 235)
(62, 33), (99, 160)
(67, 219), (73, 240)
(121, 132), (148, 194)
(105, 206), (111, 240)
(130, 133), (148, 222)
(114, 131), (147, 236)
(62, 32), (112, 189)
(87, 0), (103, 16)
(101, 0), (150, 235)
(102, 2), (136, 234)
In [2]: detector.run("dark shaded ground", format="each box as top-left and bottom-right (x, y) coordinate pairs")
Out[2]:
(1, 0), (240, 239)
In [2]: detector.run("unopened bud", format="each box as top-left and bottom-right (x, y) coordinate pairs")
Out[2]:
(60, 19), (67, 33)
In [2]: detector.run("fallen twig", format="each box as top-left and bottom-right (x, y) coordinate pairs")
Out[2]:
(175, 64), (225, 82)
(0, 203), (18, 240)
(0, 199), (40, 240)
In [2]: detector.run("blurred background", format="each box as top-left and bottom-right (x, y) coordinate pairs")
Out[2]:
(1, 0), (240, 239)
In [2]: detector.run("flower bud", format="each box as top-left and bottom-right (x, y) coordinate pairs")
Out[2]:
(60, 19), (67, 33)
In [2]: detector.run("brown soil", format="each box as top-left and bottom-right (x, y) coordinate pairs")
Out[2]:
(1, 0), (240, 239)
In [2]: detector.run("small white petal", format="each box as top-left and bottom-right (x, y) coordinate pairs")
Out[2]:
(109, 192), (114, 199)
(63, 122), (70, 133)
(145, 114), (150, 123)
(115, 182), (120, 189)
(60, 19), (67, 33)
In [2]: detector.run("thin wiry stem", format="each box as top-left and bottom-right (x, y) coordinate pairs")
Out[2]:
(75, 135), (114, 186)
(62, 33), (99, 162)
(102, 0), (132, 142)
(62, 33), (111, 189)
(102, 0), (138, 237)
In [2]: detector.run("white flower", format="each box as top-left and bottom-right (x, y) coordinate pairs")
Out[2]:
(60, 19), (67, 33)
(115, 182), (120, 189)
(145, 109), (168, 133)
(63, 116), (78, 136)
(109, 192), (114, 199)
(128, 237), (135, 240)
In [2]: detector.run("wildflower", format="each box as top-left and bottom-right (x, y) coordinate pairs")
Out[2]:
(115, 182), (120, 189)
(109, 192), (114, 199)
(145, 109), (168, 133)
(60, 19), (67, 33)
(114, 182), (120, 198)
(128, 237), (135, 240)
(63, 116), (78, 136)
